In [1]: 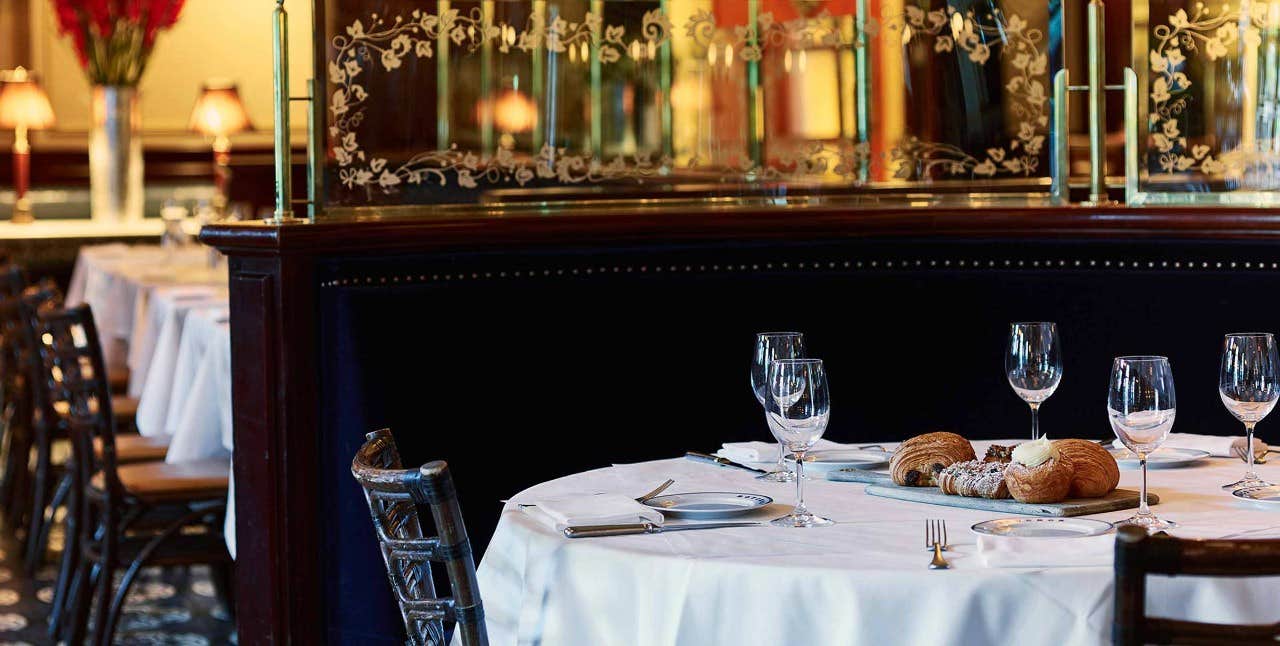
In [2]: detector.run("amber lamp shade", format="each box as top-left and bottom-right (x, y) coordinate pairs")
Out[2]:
(0, 67), (55, 224)
(189, 80), (252, 206)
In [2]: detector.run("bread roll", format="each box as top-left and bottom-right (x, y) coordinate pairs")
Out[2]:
(1055, 439), (1120, 498)
(890, 432), (976, 487)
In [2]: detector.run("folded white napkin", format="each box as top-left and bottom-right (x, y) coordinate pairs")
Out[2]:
(976, 533), (1113, 568)
(521, 494), (664, 532)
(1110, 433), (1266, 458)
(717, 439), (854, 463)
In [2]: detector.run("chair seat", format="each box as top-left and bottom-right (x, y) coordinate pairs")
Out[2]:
(94, 435), (170, 463)
(111, 396), (139, 422)
(108, 370), (129, 395)
(91, 457), (229, 503)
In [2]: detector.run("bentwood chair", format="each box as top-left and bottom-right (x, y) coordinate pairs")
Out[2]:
(351, 429), (488, 646)
(34, 304), (230, 646)
(1114, 525), (1280, 645)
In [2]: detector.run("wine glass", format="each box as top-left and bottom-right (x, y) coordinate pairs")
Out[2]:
(1006, 322), (1063, 440)
(766, 358), (833, 528)
(1108, 356), (1177, 531)
(751, 332), (806, 482)
(1219, 333), (1280, 490)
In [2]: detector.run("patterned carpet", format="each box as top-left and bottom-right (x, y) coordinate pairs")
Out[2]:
(0, 525), (235, 645)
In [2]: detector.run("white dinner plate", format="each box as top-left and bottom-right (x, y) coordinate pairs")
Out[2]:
(786, 448), (893, 474)
(971, 517), (1114, 538)
(642, 492), (773, 519)
(1231, 485), (1280, 507)
(1108, 447), (1212, 469)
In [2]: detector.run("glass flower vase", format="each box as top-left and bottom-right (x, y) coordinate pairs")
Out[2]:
(90, 85), (144, 222)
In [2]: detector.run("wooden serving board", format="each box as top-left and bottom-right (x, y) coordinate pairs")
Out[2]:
(827, 468), (1158, 517)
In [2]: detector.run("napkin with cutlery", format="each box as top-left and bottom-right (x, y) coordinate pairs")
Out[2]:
(521, 494), (665, 532)
(1110, 433), (1268, 459)
(975, 533), (1113, 568)
(717, 439), (864, 463)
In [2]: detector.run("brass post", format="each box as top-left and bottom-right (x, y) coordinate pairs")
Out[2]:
(1086, 0), (1110, 205)
(1051, 70), (1070, 204)
(272, 0), (292, 222)
(307, 78), (321, 221)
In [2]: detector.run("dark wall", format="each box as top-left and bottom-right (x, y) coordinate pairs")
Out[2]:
(315, 235), (1274, 642)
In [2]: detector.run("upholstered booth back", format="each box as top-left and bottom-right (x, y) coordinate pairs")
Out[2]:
(314, 234), (1274, 642)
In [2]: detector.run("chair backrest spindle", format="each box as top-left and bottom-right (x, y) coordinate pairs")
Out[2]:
(351, 429), (487, 646)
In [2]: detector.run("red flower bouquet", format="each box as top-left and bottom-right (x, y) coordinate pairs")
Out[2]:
(52, 0), (186, 85)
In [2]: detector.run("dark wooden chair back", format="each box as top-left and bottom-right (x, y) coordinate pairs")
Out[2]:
(351, 429), (487, 646)
(32, 305), (122, 497)
(0, 277), (59, 433)
(1115, 524), (1280, 645)
(17, 281), (65, 431)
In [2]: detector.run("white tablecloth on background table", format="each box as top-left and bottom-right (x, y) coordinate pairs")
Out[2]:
(67, 245), (222, 377)
(475, 440), (1280, 646)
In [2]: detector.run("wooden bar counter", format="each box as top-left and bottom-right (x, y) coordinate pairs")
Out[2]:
(203, 204), (1280, 644)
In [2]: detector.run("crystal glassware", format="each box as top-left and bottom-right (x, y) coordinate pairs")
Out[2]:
(1108, 356), (1177, 531)
(1219, 333), (1280, 490)
(766, 358), (833, 528)
(1006, 322), (1062, 440)
(751, 332), (806, 482)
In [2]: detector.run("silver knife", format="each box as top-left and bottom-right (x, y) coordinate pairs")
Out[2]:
(564, 521), (761, 538)
(685, 451), (769, 475)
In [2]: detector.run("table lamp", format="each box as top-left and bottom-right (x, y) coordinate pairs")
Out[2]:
(189, 80), (252, 209)
(0, 67), (56, 224)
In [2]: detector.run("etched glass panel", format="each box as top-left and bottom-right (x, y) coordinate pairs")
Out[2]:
(1135, 0), (1280, 203)
(321, 0), (1063, 211)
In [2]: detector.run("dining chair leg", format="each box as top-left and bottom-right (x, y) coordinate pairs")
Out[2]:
(47, 475), (78, 640)
(4, 426), (30, 539)
(23, 431), (51, 576)
(65, 558), (96, 646)
(31, 469), (69, 571)
(90, 557), (114, 646)
(0, 405), (16, 515)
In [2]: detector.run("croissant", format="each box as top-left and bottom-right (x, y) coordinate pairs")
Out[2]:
(891, 432), (976, 487)
(1055, 439), (1120, 498)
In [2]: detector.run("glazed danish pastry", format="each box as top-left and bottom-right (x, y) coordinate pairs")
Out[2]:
(1004, 437), (1075, 503)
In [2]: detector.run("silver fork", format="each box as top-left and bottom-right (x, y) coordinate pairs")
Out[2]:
(511, 479), (675, 508)
(926, 519), (951, 570)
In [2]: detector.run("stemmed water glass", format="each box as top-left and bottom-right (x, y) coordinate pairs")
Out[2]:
(1006, 322), (1063, 440)
(1219, 333), (1280, 490)
(1108, 356), (1178, 531)
(751, 332), (806, 482)
(767, 358), (834, 528)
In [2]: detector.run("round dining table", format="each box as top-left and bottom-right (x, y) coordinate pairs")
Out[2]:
(475, 440), (1280, 645)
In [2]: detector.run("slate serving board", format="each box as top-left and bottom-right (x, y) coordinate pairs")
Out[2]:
(827, 469), (1158, 517)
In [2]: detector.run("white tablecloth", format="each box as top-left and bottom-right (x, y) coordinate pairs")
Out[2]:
(67, 245), (223, 377)
(476, 440), (1280, 645)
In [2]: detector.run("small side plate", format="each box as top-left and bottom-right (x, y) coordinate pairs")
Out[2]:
(1108, 447), (1212, 470)
(971, 517), (1114, 538)
(787, 448), (893, 474)
(1232, 485), (1280, 507)
(642, 492), (773, 519)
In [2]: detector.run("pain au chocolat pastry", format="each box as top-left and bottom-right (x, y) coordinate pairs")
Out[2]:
(1004, 437), (1075, 503)
(937, 460), (1011, 499)
(1054, 439), (1120, 498)
(890, 432), (977, 487)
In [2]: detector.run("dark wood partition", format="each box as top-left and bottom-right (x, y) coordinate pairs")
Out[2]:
(203, 205), (1280, 645)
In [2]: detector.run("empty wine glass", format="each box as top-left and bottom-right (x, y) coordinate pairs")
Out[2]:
(1006, 322), (1063, 440)
(751, 332), (806, 482)
(1108, 356), (1177, 531)
(1220, 333), (1280, 490)
(767, 358), (833, 528)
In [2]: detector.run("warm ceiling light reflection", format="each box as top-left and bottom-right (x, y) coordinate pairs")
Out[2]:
(478, 90), (538, 135)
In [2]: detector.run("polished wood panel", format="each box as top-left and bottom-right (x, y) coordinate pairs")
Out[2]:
(203, 206), (1280, 255)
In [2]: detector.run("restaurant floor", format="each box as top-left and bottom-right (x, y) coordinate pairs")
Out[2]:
(0, 522), (234, 645)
